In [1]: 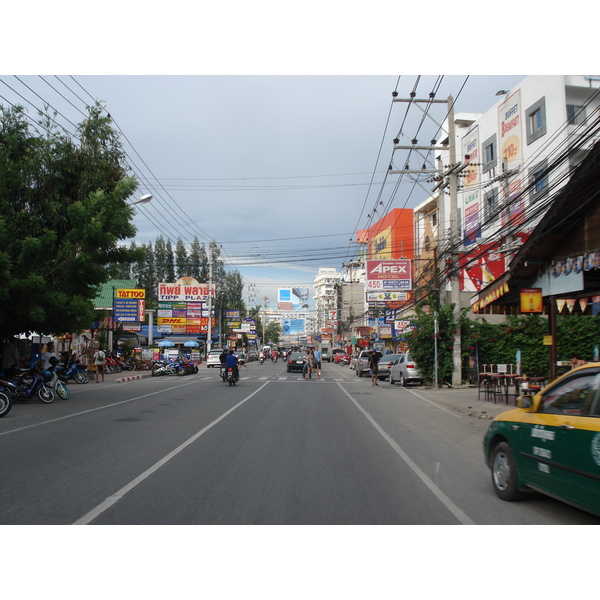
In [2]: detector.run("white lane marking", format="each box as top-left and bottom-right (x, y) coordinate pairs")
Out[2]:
(0, 380), (199, 437)
(403, 388), (463, 419)
(73, 381), (271, 525)
(338, 383), (475, 525)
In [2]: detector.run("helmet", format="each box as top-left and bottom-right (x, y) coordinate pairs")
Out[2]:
(49, 356), (60, 366)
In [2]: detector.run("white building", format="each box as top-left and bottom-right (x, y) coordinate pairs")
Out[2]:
(432, 75), (600, 307)
(313, 267), (342, 335)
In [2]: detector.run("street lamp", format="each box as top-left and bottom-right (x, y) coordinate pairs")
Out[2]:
(132, 193), (153, 205)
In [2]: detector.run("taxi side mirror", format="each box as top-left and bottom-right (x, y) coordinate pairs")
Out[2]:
(518, 395), (534, 410)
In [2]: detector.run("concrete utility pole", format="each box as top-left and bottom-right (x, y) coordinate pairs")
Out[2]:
(390, 93), (463, 386)
(207, 248), (213, 353)
(447, 96), (462, 387)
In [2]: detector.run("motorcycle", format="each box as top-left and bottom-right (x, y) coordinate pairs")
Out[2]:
(56, 361), (90, 384)
(104, 354), (123, 374)
(0, 386), (12, 417)
(259, 357), (264, 365)
(0, 366), (55, 404)
(338, 357), (350, 366)
(122, 357), (137, 371)
(225, 366), (237, 386)
(151, 359), (187, 377)
(46, 362), (70, 400)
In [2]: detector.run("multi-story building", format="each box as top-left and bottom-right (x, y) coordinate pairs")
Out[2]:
(313, 267), (342, 340)
(415, 75), (600, 317)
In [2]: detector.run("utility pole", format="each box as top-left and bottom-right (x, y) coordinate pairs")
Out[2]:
(207, 248), (213, 353)
(391, 93), (463, 386)
(447, 96), (462, 387)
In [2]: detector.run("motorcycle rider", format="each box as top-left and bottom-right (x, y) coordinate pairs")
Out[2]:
(225, 348), (240, 381)
(219, 346), (229, 380)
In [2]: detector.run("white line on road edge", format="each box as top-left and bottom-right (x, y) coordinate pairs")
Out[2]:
(338, 383), (475, 525)
(73, 381), (271, 525)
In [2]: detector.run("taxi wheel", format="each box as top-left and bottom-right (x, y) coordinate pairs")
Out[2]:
(491, 441), (524, 501)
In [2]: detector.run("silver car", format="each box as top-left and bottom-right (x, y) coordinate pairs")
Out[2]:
(376, 354), (402, 381)
(206, 349), (224, 368)
(390, 353), (422, 386)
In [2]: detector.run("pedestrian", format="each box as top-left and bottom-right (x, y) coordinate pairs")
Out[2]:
(308, 348), (321, 380)
(40, 341), (57, 370)
(570, 354), (587, 370)
(303, 349), (312, 379)
(369, 350), (381, 386)
(2, 337), (20, 377)
(93, 347), (106, 382)
(313, 347), (322, 369)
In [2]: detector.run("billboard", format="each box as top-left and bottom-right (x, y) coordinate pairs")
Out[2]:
(461, 125), (481, 246)
(158, 277), (214, 302)
(114, 289), (145, 323)
(278, 288), (293, 310)
(366, 259), (412, 291)
(498, 90), (525, 227)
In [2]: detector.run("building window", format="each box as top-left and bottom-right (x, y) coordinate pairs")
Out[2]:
(567, 104), (585, 125)
(484, 188), (498, 223)
(526, 97), (547, 144)
(530, 159), (549, 202)
(481, 133), (497, 174)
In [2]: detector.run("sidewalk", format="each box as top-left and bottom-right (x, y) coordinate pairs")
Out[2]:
(418, 385), (516, 420)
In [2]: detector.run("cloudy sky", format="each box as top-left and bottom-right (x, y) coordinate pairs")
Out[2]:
(3, 3), (587, 310)
(0, 73), (525, 306)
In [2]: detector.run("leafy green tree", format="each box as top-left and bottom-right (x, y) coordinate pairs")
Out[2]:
(0, 103), (142, 337)
(265, 321), (282, 344)
(405, 299), (457, 385)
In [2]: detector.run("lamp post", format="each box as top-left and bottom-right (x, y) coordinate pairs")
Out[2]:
(132, 194), (153, 205)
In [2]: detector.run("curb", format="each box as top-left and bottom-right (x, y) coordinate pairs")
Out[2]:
(114, 375), (142, 383)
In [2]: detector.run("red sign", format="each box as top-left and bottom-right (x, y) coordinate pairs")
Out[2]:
(366, 260), (412, 290)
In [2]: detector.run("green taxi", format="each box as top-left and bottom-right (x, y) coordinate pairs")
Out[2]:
(483, 363), (600, 517)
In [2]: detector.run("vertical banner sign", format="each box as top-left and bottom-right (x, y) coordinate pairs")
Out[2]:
(498, 90), (525, 227)
(461, 125), (481, 246)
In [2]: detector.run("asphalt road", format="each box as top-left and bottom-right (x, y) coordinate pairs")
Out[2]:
(1, 359), (598, 525)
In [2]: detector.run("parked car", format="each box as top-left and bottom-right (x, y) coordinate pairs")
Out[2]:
(390, 353), (422, 386)
(331, 348), (346, 363)
(286, 352), (307, 373)
(206, 349), (223, 368)
(483, 363), (600, 517)
(355, 350), (382, 378)
(377, 354), (402, 380)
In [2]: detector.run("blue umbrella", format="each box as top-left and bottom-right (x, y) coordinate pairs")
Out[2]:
(184, 340), (199, 347)
(157, 340), (175, 347)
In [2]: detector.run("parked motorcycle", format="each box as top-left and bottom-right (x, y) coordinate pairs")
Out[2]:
(46, 360), (70, 399)
(104, 354), (123, 374)
(0, 366), (55, 404)
(56, 361), (90, 384)
(0, 386), (12, 417)
(152, 359), (187, 377)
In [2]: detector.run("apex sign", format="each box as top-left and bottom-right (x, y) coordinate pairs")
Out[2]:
(366, 259), (412, 291)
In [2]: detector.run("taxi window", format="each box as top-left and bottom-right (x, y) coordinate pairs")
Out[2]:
(540, 373), (600, 416)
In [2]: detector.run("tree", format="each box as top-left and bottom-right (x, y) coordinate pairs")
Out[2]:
(0, 103), (142, 337)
